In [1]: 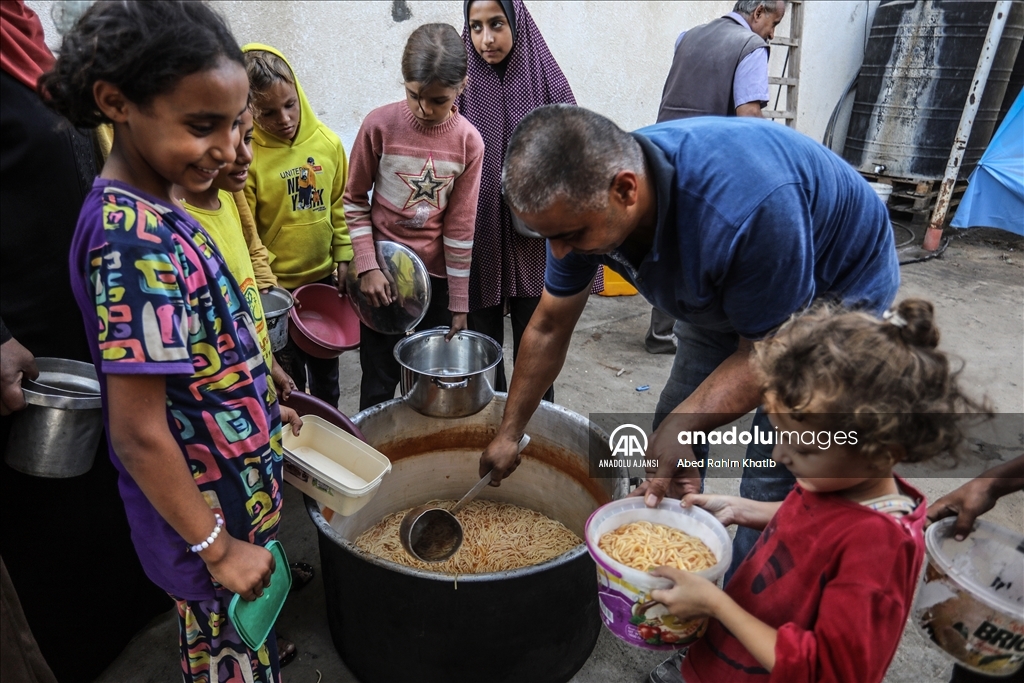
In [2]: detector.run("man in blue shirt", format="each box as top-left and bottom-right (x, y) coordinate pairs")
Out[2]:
(479, 104), (899, 579)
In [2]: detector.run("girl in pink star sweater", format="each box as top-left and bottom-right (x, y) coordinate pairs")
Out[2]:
(344, 23), (484, 409)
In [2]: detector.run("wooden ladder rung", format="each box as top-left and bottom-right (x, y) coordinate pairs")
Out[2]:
(768, 76), (799, 86)
(771, 36), (800, 47)
(763, 110), (796, 120)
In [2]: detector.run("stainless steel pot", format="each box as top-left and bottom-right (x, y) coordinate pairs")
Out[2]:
(394, 328), (502, 418)
(307, 395), (628, 683)
(5, 358), (103, 478)
(259, 286), (294, 353)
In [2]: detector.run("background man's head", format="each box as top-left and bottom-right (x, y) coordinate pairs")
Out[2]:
(502, 104), (647, 257)
(733, 0), (786, 42)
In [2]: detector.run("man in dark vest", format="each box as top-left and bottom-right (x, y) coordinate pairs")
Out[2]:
(646, 0), (786, 354)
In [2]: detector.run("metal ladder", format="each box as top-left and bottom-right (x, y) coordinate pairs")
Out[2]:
(764, 0), (803, 127)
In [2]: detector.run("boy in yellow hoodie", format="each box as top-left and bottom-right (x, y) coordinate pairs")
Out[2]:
(243, 44), (352, 408)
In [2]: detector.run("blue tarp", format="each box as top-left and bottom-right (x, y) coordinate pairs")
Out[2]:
(951, 91), (1024, 236)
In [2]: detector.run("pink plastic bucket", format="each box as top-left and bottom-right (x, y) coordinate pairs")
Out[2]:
(288, 284), (360, 359)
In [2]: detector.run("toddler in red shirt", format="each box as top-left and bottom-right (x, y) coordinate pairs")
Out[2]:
(649, 299), (988, 683)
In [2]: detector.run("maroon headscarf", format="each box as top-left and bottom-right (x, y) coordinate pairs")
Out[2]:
(0, 0), (54, 90)
(457, 1), (599, 310)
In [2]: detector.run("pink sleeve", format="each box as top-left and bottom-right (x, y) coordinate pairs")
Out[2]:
(770, 535), (920, 683)
(441, 128), (483, 313)
(343, 116), (381, 276)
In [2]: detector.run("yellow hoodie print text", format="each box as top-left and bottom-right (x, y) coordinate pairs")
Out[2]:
(285, 156), (323, 212)
(243, 44), (353, 290)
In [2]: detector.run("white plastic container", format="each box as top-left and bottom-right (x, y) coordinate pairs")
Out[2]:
(282, 415), (391, 516)
(584, 498), (732, 650)
(868, 181), (894, 206)
(913, 517), (1024, 677)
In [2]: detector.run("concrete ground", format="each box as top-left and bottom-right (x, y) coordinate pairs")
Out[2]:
(97, 228), (1023, 683)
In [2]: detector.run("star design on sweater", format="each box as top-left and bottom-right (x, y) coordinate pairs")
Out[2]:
(396, 155), (454, 210)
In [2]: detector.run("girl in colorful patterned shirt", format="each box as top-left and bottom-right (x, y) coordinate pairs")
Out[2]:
(42, 2), (294, 681)
(645, 299), (988, 683)
(344, 23), (485, 410)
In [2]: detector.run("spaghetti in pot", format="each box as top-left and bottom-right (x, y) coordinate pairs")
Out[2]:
(598, 521), (717, 572)
(355, 499), (582, 573)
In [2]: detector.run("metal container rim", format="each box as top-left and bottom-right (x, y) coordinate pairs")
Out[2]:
(392, 328), (504, 376)
(924, 517), (1024, 617)
(260, 286), (294, 318)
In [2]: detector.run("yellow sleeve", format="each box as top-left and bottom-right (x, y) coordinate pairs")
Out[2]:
(331, 141), (353, 263)
(233, 191), (277, 289)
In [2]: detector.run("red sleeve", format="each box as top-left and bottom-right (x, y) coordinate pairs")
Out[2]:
(769, 533), (922, 683)
(343, 113), (381, 276)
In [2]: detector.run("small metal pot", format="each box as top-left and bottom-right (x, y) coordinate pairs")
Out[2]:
(394, 329), (502, 418)
(260, 286), (294, 352)
(5, 358), (103, 478)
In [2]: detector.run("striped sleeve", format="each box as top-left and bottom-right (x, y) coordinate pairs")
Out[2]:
(441, 128), (484, 313)
(342, 118), (381, 276)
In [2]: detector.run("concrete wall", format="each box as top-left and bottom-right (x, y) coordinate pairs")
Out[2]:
(27, 0), (878, 151)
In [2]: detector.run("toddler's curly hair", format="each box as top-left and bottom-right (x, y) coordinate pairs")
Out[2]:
(754, 298), (989, 464)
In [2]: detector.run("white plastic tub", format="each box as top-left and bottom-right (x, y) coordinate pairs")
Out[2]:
(913, 517), (1024, 677)
(868, 181), (894, 205)
(584, 497), (731, 650)
(283, 415), (391, 516)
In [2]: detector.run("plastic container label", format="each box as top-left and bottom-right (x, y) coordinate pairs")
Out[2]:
(596, 564), (706, 649)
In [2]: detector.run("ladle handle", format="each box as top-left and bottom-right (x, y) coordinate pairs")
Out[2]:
(451, 434), (531, 515)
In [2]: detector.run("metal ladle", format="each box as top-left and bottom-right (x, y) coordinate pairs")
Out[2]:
(399, 434), (531, 563)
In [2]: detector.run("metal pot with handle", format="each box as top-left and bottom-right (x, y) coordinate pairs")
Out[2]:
(5, 358), (103, 478)
(259, 286), (294, 353)
(393, 328), (503, 418)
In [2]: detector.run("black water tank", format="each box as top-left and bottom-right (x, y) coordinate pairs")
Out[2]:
(996, 41), (1024, 129)
(843, 0), (1024, 181)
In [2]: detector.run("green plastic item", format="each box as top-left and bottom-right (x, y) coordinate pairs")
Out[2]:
(228, 540), (293, 650)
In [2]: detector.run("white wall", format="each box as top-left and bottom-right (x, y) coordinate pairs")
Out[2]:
(26, 0), (877, 151)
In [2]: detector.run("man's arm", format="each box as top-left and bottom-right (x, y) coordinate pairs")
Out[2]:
(927, 455), (1024, 539)
(480, 285), (591, 483)
(732, 46), (769, 118)
(735, 102), (764, 118)
(633, 338), (763, 506)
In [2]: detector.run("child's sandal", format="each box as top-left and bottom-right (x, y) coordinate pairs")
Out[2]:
(288, 562), (315, 592)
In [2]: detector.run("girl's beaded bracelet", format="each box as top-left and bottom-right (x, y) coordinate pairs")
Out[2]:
(189, 513), (224, 553)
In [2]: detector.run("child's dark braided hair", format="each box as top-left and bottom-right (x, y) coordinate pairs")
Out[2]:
(754, 298), (991, 464)
(39, 1), (243, 128)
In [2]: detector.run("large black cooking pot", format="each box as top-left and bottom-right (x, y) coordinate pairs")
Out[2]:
(305, 396), (625, 683)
